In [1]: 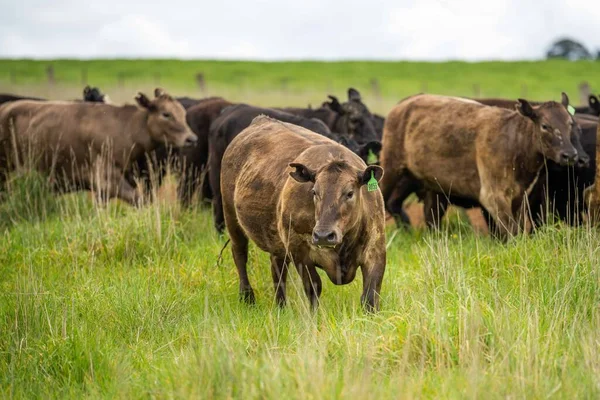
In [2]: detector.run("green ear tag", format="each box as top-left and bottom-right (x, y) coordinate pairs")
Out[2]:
(367, 171), (378, 192)
(367, 149), (378, 165)
(567, 105), (576, 116)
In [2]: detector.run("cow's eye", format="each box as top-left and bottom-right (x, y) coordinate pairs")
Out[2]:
(346, 191), (354, 200)
(311, 189), (317, 197)
(162, 112), (172, 119)
(541, 124), (550, 131)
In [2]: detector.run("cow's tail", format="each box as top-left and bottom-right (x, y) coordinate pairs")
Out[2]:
(215, 238), (231, 267)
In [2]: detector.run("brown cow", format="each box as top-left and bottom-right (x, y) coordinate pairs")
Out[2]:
(0, 88), (197, 204)
(381, 94), (578, 237)
(221, 116), (386, 311)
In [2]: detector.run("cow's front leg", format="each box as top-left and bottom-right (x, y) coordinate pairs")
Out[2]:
(295, 263), (322, 310)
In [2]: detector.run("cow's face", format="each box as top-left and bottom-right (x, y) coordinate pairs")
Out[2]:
(136, 88), (197, 148)
(289, 161), (383, 248)
(517, 93), (578, 166)
(326, 89), (379, 143)
(337, 135), (382, 165)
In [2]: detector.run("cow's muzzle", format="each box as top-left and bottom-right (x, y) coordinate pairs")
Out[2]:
(312, 226), (342, 248)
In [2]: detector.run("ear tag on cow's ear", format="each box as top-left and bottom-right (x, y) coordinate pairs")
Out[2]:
(367, 171), (378, 192)
(567, 105), (576, 116)
(367, 149), (378, 165)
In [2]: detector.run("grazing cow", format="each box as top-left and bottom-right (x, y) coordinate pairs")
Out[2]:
(221, 115), (386, 311)
(584, 122), (600, 223)
(411, 96), (595, 230)
(0, 86), (109, 106)
(132, 97), (233, 204)
(0, 88), (197, 204)
(381, 94), (578, 237)
(283, 88), (379, 143)
(208, 104), (333, 232)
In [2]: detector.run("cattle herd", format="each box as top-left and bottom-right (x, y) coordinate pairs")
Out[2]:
(0, 85), (599, 312)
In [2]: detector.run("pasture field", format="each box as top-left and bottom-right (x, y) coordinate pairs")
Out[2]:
(0, 59), (599, 114)
(0, 72), (599, 398)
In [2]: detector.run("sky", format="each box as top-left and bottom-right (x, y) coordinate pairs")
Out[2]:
(1, 0), (598, 61)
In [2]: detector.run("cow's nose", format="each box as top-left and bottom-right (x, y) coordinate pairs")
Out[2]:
(185, 134), (198, 146)
(312, 228), (341, 247)
(560, 151), (578, 166)
(576, 152), (590, 168)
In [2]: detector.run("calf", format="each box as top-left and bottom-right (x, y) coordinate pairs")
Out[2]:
(381, 94), (578, 237)
(221, 115), (386, 311)
(0, 88), (196, 204)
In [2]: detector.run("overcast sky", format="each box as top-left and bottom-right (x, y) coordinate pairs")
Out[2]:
(1, 0), (598, 60)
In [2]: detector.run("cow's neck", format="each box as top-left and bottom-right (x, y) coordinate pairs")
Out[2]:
(129, 111), (159, 160)
(510, 116), (546, 190)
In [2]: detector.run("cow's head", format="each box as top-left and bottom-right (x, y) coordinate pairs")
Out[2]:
(135, 88), (197, 148)
(289, 160), (383, 249)
(337, 135), (382, 165)
(516, 92), (578, 166)
(589, 94), (600, 116)
(83, 86), (110, 103)
(325, 88), (378, 142)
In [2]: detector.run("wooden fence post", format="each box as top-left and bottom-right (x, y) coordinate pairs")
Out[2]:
(154, 73), (161, 86)
(46, 65), (55, 85)
(118, 72), (125, 89)
(370, 78), (381, 100)
(521, 84), (528, 99)
(10, 69), (16, 84)
(196, 73), (206, 93)
(81, 67), (88, 85)
(472, 83), (480, 98)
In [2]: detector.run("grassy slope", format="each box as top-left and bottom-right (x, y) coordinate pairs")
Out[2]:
(0, 173), (599, 399)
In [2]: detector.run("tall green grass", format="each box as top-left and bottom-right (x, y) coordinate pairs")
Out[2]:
(0, 170), (599, 398)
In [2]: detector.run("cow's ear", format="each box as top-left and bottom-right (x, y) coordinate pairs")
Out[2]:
(348, 88), (362, 102)
(289, 163), (315, 183)
(327, 95), (343, 113)
(516, 99), (536, 120)
(359, 165), (384, 186)
(83, 85), (91, 97)
(589, 95), (600, 112)
(135, 92), (156, 111)
(358, 141), (383, 164)
(154, 88), (167, 98)
(561, 92), (570, 108)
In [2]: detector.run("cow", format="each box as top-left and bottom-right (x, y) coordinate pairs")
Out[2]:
(221, 115), (386, 311)
(132, 97), (233, 204)
(208, 104), (333, 232)
(282, 88), (380, 143)
(381, 93), (578, 238)
(577, 95), (600, 117)
(0, 86), (109, 106)
(408, 96), (595, 231)
(176, 96), (206, 110)
(0, 88), (197, 205)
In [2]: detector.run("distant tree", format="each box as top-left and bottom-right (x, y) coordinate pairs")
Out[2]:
(546, 38), (592, 60)
(597, 49), (600, 60)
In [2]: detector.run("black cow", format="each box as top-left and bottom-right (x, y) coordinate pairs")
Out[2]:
(0, 86), (108, 106)
(575, 94), (600, 117)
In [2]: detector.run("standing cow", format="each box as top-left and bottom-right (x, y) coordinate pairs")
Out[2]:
(221, 116), (386, 311)
(381, 94), (578, 237)
(0, 88), (196, 204)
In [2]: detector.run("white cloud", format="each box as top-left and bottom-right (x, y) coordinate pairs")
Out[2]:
(0, 0), (597, 60)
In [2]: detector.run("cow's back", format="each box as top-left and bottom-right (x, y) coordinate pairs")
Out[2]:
(222, 116), (332, 253)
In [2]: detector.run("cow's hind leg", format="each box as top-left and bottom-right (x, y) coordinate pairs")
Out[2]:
(230, 225), (254, 304)
(270, 255), (289, 307)
(387, 173), (420, 228)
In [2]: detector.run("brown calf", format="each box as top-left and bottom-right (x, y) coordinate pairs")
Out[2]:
(221, 116), (386, 311)
(0, 88), (196, 204)
(381, 94), (578, 237)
